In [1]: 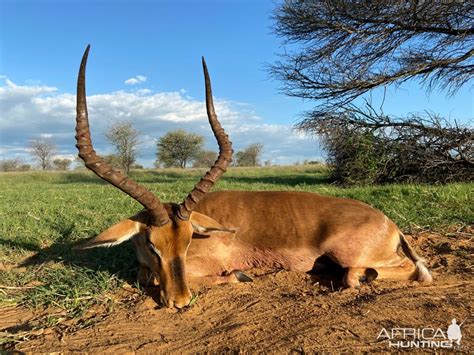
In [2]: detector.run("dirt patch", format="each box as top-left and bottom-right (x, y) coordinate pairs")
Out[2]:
(1, 232), (473, 352)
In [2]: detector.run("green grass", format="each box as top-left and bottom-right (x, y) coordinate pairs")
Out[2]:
(0, 165), (472, 318)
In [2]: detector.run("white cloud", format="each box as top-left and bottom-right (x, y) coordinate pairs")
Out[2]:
(136, 88), (151, 95)
(0, 78), (322, 166)
(124, 78), (139, 85)
(124, 75), (147, 85)
(52, 153), (76, 161)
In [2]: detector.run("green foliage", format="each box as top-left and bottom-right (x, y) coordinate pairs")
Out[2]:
(192, 150), (217, 168)
(321, 111), (473, 185)
(327, 129), (386, 185)
(52, 158), (72, 171)
(0, 159), (30, 172)
(0, 167), (472, 317)
(156, 129), (204, 168)
(234, 143), (263, 167)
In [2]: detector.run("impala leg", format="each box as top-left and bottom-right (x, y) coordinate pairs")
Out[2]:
(188, 270), (253, 286)
(226, 269), (253, 282)
(372, 259), (418, 281)
(137, 265), (160, 286)
(342, 267), (367, 288)
(133, 235), (160, 286)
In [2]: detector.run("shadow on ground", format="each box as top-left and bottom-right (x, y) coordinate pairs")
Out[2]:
(54, 171), (330, 187)
(56, 171), (192, 185)
(1, 232), (139, 288)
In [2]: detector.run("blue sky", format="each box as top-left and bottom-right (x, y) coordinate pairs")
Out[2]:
(1, 0), (472, 167)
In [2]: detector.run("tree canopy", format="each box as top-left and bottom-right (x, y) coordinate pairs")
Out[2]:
(105, 121), (140, 175)
(193, 150), (218, 168)
(29, 137), (56, 170)
(270, 1), (473, 184)
(234, 143), (264, 167)
(53, 158), (72, 171)
(156, 129), (205, 168)
(271, 0), (474, 118)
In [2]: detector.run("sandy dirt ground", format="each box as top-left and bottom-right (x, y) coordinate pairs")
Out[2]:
(1, 231), (473, 352)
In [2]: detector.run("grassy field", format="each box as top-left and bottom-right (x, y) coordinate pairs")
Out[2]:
(0, 165), (472, 329)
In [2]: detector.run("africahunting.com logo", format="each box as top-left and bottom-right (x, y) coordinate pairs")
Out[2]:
(377, 319), (464, 349)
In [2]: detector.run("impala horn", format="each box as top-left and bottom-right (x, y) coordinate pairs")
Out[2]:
(75, 45), (170, 226)
(178, 58), (233, 220)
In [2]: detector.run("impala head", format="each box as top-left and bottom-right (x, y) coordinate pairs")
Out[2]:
(75, 45), (233, 308)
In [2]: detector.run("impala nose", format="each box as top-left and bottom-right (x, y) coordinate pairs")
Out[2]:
(160, 289), (192, 309)
(174, 290), (193, 309)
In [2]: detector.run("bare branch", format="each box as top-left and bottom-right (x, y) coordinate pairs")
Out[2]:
(270, 0), (474, 114)
(29, 137), (56, 170)
(105, 120), (140, 175)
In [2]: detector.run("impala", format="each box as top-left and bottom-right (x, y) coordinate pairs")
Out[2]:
(75, 46), (432, 309)
(75, 46), (234, 308)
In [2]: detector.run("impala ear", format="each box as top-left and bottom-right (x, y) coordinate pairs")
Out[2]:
(190, 211), (237, 238)
(74, 210), (150, 249)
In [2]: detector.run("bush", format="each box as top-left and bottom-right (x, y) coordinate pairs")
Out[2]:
(325, 129), (382, 185)
(0, 159), (31, 172)
(320, 107), (473, 185)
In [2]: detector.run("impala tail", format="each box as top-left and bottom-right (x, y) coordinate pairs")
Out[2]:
(399, 232), (433, 284)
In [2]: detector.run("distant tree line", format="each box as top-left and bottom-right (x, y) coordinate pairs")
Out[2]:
(1, 137), (74, 172)
(155, 129), (264, 168)
(0, 159), (31, 172)
(0, 156), (76, 172)
(2, 122), (268, 173)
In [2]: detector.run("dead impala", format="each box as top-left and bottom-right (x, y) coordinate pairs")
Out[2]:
(75, 46), (432, 309)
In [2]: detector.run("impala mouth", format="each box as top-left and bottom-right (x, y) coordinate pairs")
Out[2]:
(159, 257), (192, 308)
(159, 290), (192, 309)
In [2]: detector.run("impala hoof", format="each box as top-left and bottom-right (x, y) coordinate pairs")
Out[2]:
(364, 268), (378, 282)
(233, 270), (253, 282)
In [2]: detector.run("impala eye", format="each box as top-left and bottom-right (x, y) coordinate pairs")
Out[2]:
(147, 241), (162, 258)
